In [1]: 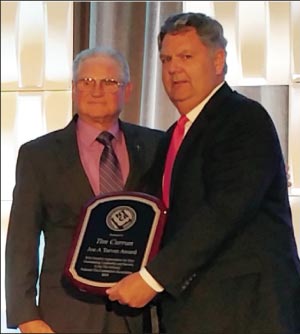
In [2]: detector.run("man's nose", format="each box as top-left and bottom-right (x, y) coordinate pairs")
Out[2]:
(168, 59), (181, 74)
(91, 81), (105, 96)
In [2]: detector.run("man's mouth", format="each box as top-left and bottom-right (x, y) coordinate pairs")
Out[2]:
(172, 80), (188, 86)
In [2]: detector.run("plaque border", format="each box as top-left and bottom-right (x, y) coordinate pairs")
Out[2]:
(63, 191), (167, 295)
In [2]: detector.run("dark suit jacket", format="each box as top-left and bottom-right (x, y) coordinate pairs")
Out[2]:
(5, 115), (164, 333)
(146, 83), (300, 334)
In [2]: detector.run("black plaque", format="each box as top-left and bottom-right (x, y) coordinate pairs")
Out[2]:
(62, 192), (167, 297)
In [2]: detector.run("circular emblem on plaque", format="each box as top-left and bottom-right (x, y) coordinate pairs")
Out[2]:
(106, 206), (137, 231)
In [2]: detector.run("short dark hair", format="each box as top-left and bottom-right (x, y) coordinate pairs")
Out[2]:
(158, 12), (228, 74)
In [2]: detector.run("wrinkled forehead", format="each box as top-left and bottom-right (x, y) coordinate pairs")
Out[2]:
(76, 55), (122, 77)
(79, 55), (121, 70)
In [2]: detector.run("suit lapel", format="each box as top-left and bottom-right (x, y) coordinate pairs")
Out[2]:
(169, 83), (234, 202)
(53, 117), (94, 210)
(121, 122), (147, 190)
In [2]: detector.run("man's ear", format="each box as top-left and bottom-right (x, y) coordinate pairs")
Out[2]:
(124, 82), (133, 103)
(214, 48), (226, 75)
(72, 81), (76, 96)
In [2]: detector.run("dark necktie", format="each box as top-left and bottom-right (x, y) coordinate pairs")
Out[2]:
(97, 131), (123, 194)
(162, 115), (188, 207)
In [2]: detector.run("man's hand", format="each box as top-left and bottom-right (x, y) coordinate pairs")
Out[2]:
(19, 319), (55, 333)
(286, 164), (292, 187)
(106, 272), (157, 308)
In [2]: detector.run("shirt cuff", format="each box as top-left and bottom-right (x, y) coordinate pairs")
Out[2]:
(139, 267), (164, 292)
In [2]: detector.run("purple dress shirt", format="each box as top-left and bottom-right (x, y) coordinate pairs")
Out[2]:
(76, 118), (129, 195)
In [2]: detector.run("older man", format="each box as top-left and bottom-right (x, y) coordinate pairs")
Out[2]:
(5, 46), (164, 333)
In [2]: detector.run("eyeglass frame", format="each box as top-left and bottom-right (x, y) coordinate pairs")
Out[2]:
(75, 77), (126, 93)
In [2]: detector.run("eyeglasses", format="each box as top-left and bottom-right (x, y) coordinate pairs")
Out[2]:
(76, 77), (125, 93)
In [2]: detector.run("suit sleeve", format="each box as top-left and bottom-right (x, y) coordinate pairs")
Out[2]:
(146, 100), (287, 297)
(5, 144), (43, 328)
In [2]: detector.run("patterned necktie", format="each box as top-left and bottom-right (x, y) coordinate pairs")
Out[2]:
(162, 115), (188, 207)
(97, 131), (123, 194)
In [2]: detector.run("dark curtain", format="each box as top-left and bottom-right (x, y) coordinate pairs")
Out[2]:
(73, 2), (90, 60)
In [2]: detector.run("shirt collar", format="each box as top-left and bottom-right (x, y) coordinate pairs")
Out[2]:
(186, 81), (225, 123)
(77, 118), (121, 147)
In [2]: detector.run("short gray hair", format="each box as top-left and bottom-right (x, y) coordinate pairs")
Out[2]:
(158, 12), (228, 74)
(73, 46), (130, 82)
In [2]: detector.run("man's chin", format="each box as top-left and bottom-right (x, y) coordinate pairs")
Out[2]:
(170, 95), (191, 104)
